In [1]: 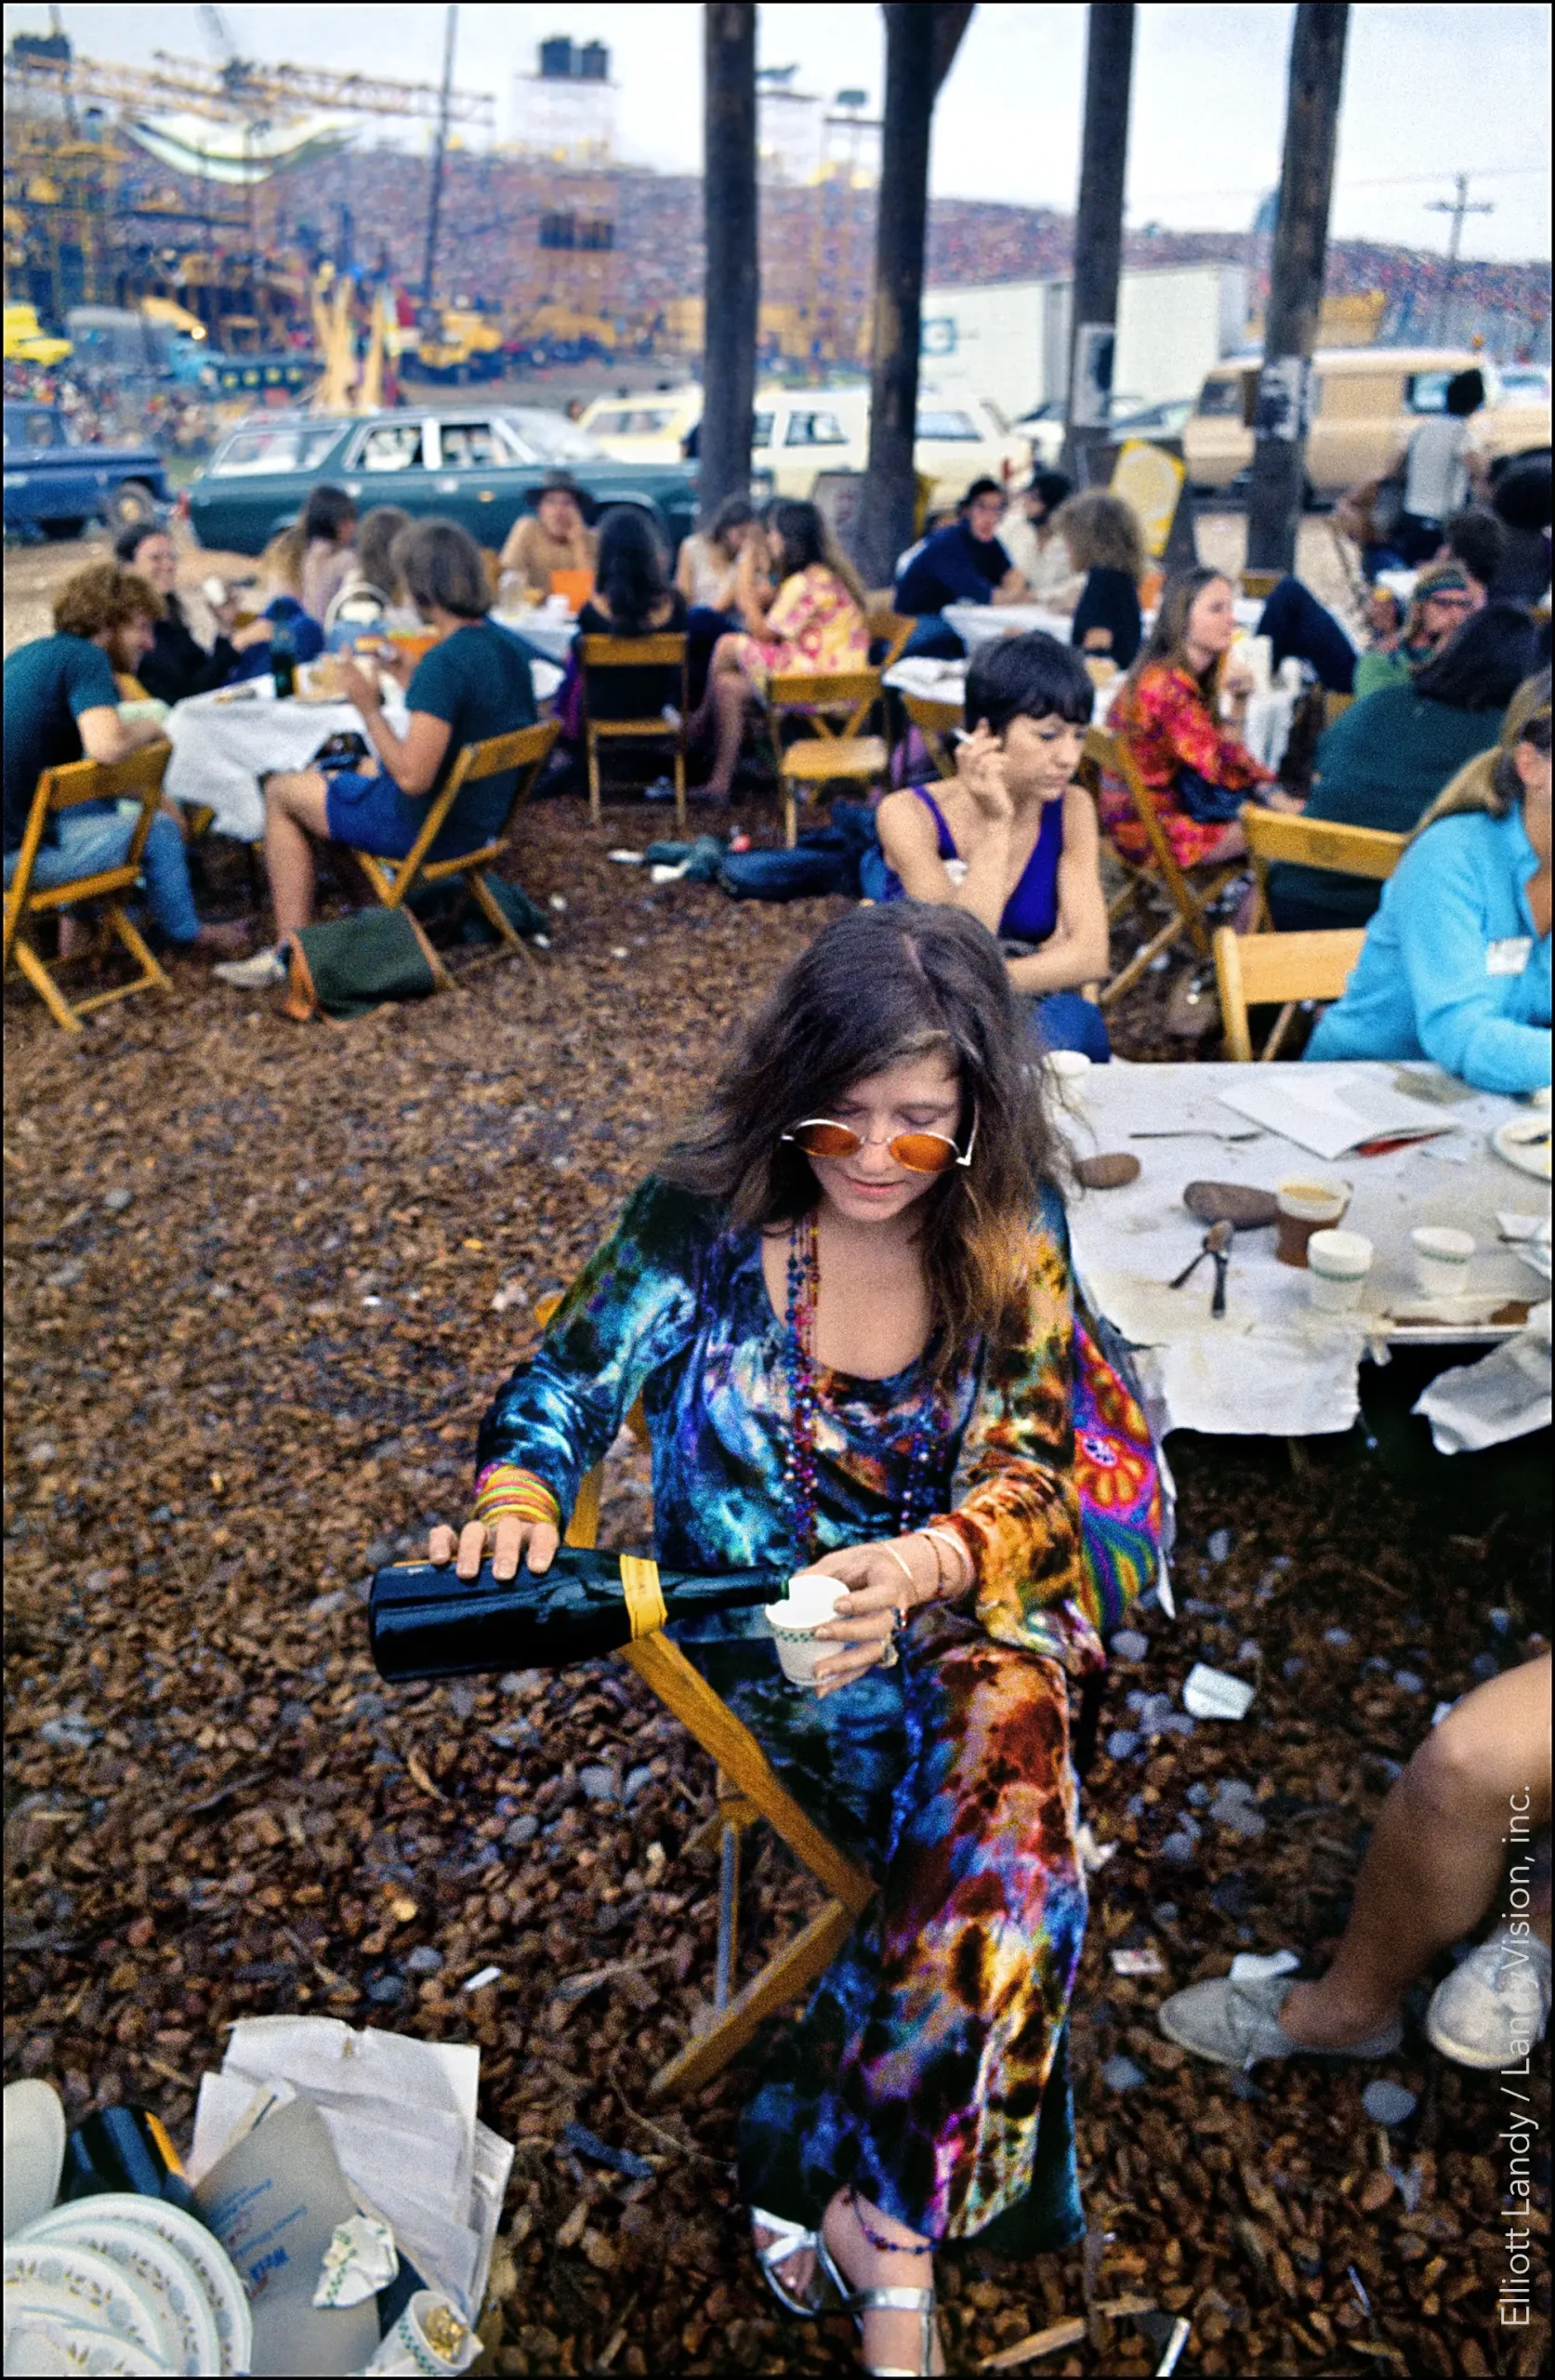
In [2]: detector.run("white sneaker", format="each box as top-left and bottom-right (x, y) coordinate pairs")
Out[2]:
(213, 946), (286, 990)
(1426, 1929), (1552, 2070)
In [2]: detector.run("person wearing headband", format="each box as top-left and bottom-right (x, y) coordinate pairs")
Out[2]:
(427, 903), (1163, 2376)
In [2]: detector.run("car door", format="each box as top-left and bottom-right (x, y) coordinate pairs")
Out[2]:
(425, 415), (510, 546)
(773, 402), (857, 497)
(340, 416), (440, 522)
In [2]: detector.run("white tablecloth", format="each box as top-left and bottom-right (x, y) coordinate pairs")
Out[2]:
(165, 684), (389, 842)
(489, 606), (577, 665)
(942, 594), (1262, 657)
(1065, 1061), (1550, 1438)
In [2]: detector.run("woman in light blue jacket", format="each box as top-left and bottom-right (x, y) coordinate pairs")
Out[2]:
(1307, 672), (1551, 1094)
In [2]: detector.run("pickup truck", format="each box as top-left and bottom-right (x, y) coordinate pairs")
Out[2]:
(3, 403), (169, 538)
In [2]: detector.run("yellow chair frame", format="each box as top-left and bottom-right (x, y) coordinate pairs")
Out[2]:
(350, 721), (560, 991)
(1213, 923), (1366, 1062)
(1240, 802), (1403, 931)
(530, 1295), (875, 2098)
(3, 744), (175, 1034)
(865, 606), (916, 674)
(581, 633), (689, 830)
(768, 668), (888, 847)
(1083, 725), (1245, 1005)
(901, 692), (962, 783)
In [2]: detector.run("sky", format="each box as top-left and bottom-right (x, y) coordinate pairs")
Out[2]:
(8, 1), (1550, 260)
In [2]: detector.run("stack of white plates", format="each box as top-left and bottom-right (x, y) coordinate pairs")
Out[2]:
(5, 2197), (252, 2377)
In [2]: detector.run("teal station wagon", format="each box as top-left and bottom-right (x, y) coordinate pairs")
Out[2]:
(185, 404), (698, 558)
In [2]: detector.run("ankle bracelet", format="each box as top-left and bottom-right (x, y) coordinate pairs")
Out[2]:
(847, 2187), (928, 2257)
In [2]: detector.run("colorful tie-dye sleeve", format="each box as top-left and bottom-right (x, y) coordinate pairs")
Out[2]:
(937, 1220), (1084, 1660)
(474, 1177), (714, 1525)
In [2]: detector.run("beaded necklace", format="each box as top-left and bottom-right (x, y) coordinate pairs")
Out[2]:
(782, 1208), (942, 1564)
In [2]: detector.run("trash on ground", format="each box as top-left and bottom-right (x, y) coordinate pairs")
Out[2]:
(1111, 1946), (1166, 1977)
(314, 2206), (399, 2307)
(1181, 1662), (1257, 1720)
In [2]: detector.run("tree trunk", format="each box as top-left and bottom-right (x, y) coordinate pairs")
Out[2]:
(699, 2), (758, 526)
(853, 2), (973, 594)
(1245, 4), (1350, 575)
(1062, 4), (1136, 483)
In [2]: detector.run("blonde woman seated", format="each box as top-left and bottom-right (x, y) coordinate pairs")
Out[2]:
(867, 633), (1112, 1059)
(691, 499), (870, 801)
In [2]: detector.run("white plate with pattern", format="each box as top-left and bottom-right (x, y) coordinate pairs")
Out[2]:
(62, 2202), (249, 2378)
(1493, 1115), (1553, 1182)
(0, 2307), (165, 2374)
(3, 2240), (166, 2367)
(19, 2205), (220, 2378)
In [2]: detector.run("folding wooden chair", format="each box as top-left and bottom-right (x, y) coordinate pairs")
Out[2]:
(1213, 923), (1366, 1062)
(901, 693), (961, 782)
(768, 668), (888, 847)
(1083, 725), (1246, 1005)
(349, 721), (560, 991)
(3, 744), (175, 1034)
(1323, 691), (1355, 731)
(533, 1295), (875, 2099)
(865, 606), (916, 674)
(1240, 803), (1403, 931)
(1240, 569), (1281, 602)
(581, 634), (689, 830)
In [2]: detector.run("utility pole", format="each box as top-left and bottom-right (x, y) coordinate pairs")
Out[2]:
(1427, 174), (1494, 341)
(1245, 3), (1349, 576)
(854, 2), (973, 593)
(699, 3), (758, 523)
(1062, 4), (1136, 483)
(421, 3), (458, 303)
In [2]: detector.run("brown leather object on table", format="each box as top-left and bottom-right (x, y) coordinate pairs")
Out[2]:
(1183, 1180), (1280, 1228)
(1074, 1152), (1142, 1190)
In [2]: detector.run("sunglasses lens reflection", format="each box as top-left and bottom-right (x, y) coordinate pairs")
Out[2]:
(891, 1134), (958, 1173)
(793, 1123), (861, 1157)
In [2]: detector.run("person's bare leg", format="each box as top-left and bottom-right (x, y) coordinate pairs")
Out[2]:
(701, 670), (750, 798)
(822, 2189), (942, 2375)
(262, 769), (332, 938)
(1280, 1654), (1552, 2047)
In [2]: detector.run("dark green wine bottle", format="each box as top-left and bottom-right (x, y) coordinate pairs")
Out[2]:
(369, 1548), (789, 1683)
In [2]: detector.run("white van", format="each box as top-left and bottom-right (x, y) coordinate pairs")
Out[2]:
(581, 382), (1026, 509)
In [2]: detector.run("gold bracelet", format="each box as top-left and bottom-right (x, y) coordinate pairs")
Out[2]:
(920, 1526), (972, 1597)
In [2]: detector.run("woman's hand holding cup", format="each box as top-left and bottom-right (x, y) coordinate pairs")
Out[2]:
(804, 1534), (937, 1698)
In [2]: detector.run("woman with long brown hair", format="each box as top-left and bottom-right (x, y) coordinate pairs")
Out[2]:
(1106, 563), (1288, 871)
(429, 904), (1161, 2374)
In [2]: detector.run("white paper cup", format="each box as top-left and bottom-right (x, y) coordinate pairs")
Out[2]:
(1042, 1049), (1092, 1112)
(1412, 1225), (1475, 1298)
(1307, 1227), (1373, 1313)
(764, 1570), (847, 1686)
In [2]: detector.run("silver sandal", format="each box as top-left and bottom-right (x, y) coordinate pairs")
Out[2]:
(750, 2206), (828, 2318)
(815, 2234), (939, 2378)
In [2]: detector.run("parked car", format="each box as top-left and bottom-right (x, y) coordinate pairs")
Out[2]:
(1184, 347), (1552, 499)
(2, 402), (168, 537)
(1108, 395), (1195, 440)
(580, 381), (1028, 509)
(1006, 400), (1067, 469)
(184, 404), (698, 558)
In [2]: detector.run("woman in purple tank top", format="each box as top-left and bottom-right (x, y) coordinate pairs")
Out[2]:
(871, 633), (1112, 1058)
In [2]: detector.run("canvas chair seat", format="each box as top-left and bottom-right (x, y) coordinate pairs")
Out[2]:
(581, 633), (689, 829)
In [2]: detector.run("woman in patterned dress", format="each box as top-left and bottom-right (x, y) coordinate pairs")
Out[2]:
(429, 905), (1161, 2375)
(690, 498), (871, 800)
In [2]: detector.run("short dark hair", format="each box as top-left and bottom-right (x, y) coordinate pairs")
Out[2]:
(960, 476), (1004, 510)
(966, 630), (1093, 734)
(112, 521), (167, 567)
(1411, 601), (1540, 712)
(1493, 453), (1553, 535)
(397, 517), (491, 622)
(1445, 369), (1485, 417)
(1443, 508), (1506, 588)
(1028, 469), (1073, 514)
(301, 483), (356, 543)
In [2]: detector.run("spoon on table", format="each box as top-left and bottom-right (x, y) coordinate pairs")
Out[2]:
(1169, 1218), (1234, 1300)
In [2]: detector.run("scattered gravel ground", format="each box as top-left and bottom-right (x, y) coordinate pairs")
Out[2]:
(6, 601), (1549, 2375)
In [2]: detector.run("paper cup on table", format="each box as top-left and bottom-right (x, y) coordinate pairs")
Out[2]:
(1275, 1177), (1351, 1267)
(764, 1569), (847, 1686)
(1042, 1049), (1092, 1114)
(1306, 1228), (1373, 1313)
(1412, 1225), (1475, 1299)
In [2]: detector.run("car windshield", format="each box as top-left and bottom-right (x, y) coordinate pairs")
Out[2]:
(589, 408), (676, 437)
(210, 422), (345, 476)
(502, 410), (606, 463)
(1196, 377), (1245, 418)
(917, 407), (981, 440)
(17, 408), (71, 449)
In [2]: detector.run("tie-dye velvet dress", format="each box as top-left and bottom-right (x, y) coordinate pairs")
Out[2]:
(477, 1173), (1106, 2249)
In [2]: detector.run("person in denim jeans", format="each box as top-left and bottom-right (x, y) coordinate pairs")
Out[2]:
(4, 561), (246, 959)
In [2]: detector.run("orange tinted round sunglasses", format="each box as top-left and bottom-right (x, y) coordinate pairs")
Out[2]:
(782, 1114), (977, 1174)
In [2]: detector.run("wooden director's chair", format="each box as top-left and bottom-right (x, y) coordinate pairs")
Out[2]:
(767, 668), (888, 848)
(901, 693), (961, 783)
(350, 721), (560, 991)
(1239, 803), (1404, 933)
(1214, 924), (1366, 1062)
(534, 1302), (874, 2099)
(580, 634), (689, 831)
(3, 744), (175, 1033)
(1081, 725), (1246, 1006)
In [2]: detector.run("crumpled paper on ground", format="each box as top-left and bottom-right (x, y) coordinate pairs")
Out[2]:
(314, 2209), (399, 2308)
(188, 2017), (513, 2321)
(1414, 1302), (1552, 1453)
